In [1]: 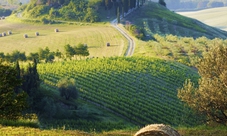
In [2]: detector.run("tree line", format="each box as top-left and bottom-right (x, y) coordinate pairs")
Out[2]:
(0, 43), (89, 63)
(16, 0), (149, 22)
(0, 58), (80, 120)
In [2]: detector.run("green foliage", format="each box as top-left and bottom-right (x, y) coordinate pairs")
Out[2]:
(38, 57), (202, 126)
(125, 24), (144, 39)
(178, 44), (227, 124)
(159, 0), (166, 7)
(0, 8), (12, 16)
(74, 43), (90, 57)
(0, 50), (26, 62)
(64, 44), (76, 58)
(57, 78), (79, 100)
(0, 119), (39, 128)
(21, 59), (40, 96)
(21, 0), (100, 22)
(0, 63), (28, 120)
(38, 47), (55, 62)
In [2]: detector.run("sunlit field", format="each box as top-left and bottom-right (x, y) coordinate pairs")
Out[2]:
(178, 7), (227, 31)
(0, 20), (128, 57)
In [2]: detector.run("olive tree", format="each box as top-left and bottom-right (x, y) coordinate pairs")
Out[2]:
(57, 78), (79, 100)
(178, 44), (227, 124)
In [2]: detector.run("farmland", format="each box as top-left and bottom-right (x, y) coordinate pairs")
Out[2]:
(38, 57), (202, 127)
(178, 6), (227, 32)
(0, 20), (128, 57)
(1, 0), (227, 135)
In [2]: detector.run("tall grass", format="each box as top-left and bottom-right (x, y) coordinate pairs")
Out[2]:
(0, 119), (39, 128)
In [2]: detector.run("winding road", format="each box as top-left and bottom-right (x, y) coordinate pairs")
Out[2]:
(111, 18), (135, 57)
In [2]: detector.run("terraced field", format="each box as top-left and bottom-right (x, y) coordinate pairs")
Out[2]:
(0, 20), (128, 57)
(38, 57), (202, 127)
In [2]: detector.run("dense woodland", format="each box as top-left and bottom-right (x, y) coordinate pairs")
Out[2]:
(15, 0), (146, 23)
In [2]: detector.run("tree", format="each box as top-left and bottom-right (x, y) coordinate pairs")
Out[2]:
(159, 0), (166, 7)
(57, 78), (79, 100)
(0, 63), (28, 120)
(64, 44), (76, 58)
(178, 44), (227, 124)
(21, 59), (40, 96)
(74, 43), (89, 57)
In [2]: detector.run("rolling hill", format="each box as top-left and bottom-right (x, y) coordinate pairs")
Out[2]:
(122, 1), (227, 39)
(38, 57), (203, 127)
(178, 6), (227, 31)
(1, 1), (227, 135)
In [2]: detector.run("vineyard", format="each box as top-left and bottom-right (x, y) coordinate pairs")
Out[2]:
(38, 57), (202, 128)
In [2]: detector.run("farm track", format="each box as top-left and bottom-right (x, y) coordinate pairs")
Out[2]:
(111, 10), (136, 57)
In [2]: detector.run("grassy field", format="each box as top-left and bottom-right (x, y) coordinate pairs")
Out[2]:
(178, 7), (227, 32)
(0, 20), (128, 57)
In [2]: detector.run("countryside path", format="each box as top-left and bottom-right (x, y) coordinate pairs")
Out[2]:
(111, 16), (135, 57)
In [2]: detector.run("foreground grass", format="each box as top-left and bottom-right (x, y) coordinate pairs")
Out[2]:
(1, 125), (227, 136)
(0, 20), (128, 57)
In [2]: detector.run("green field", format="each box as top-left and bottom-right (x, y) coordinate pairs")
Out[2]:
(37, 57), (202, 127)
(0, 20), (128, 57)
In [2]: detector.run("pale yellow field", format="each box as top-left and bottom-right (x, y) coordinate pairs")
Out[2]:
(0, 20), (128, 57)
(178, 7), (227, 31)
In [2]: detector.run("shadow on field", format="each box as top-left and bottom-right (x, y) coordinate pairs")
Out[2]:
(107, 44), (119, 47)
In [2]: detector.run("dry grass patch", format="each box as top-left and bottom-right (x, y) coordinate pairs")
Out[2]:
(0, 21), (128, 57)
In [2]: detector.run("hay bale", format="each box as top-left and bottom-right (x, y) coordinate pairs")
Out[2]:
(106, 42), (110, 47)
(55, 28), (59, 32)
(24, 34), (28, 38)
(134, 124), (180, 136)
(0, 33), (2, 37)
(8, 31), (12, 35)
(35, 32), (39, 36)
(2, 32), (6, 36)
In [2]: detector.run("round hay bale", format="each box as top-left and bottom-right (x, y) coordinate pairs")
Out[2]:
(8, 31), (12, 35)
(134, 124), (180, 136)
(2, 32), (6, 36)
(106, 42), (110, 47)
(55, 28), (59, 32)
(0, 33), (2, 37)
(35, 32), (39, 36)
(24, 34), (28, 38)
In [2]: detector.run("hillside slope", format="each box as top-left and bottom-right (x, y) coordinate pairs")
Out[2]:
(123, 1), (227, 39)
(38, 57), (203, 127)
(178, 6), (227, 31)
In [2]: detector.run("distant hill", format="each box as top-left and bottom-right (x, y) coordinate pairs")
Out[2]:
(162, 0), (227, 11)
(123, 1), (227, 39)
(178, 6), (227, 31)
